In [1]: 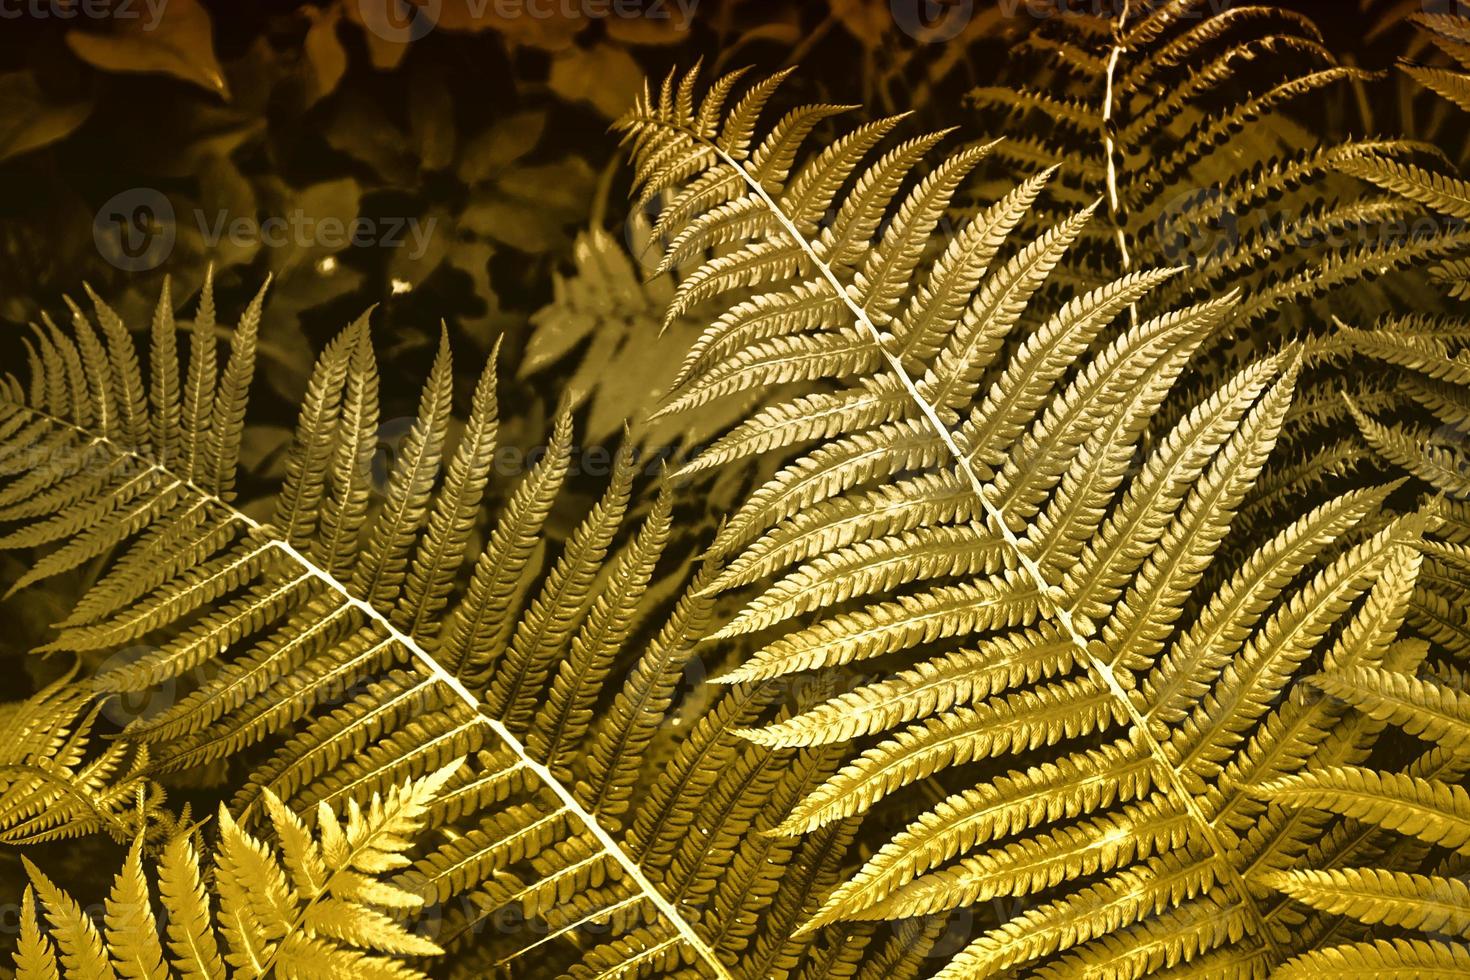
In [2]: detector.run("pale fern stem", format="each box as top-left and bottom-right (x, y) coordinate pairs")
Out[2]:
(706, 140), (1284, 957)
(1103, 0), (1133, 276)
(242, 546), (736, 976)
(9, 400), (735, 980)
(1103, 0), (1144, 350)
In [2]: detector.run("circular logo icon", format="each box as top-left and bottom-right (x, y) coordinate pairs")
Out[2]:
(93, 187), (176, 272)
(1152, 186), (1239, 268)
(95, 644), (183, 728)
(624, 195), (671, 274)
(891, 0), (974, 42)
(358, 0), (440, 43)
(372, 416), (419, 496)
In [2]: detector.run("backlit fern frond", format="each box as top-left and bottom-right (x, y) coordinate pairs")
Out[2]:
(973, 1), (1465, 326)
(1258, 636), (1470, 975)
(0, 664), (162, 847)
(1336, 315), (1470, 498)
(0, 269), (929, 979)
(1411, 499), (1470, 664)
(621, 63), (1435, 977)
(974, 0), (1470, 507)
(1344, 11), (1470, 302)
(16, 759), (460, 980)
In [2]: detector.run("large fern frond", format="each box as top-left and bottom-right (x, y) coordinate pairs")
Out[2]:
(972, 0), (1470, 516)
(619, 63), (1434, 977)
(0, 271), (889, 978)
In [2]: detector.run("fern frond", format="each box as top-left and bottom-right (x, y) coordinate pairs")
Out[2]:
(17, 761), (460, 980)
(0, 275), (760, 978)
(623, 61), (1432, 977)
(1276, 938), (1470, 978)
(1262, 766), (1470, 854)
(1310, 665), (1470, 750)
(0, 668), (154, 845)
(1264, 866), (1470, 938)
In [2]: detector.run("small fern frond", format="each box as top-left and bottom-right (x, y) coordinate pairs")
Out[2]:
(0, 667), (156, 846)
(1310, 665), (1470, 749)
(18, 760), (460, 980)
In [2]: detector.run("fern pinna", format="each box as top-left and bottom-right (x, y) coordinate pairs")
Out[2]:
(618, 64), (1454, 977)
(1334, 11), (1470, 672)
(1342, 10), (1470, 305)
(0, 269), (900, 978)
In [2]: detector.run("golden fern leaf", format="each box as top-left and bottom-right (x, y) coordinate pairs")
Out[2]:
(1276, 938), (1470, 978)
(0, 666), (158, 846)
(18, 760), (460, 980)
(1263, 866), (1470, 938)
(1263, 766), (1470, 854)
(974, 0), (1470, 534)
(622, 62), (1436, 976)
(1344, 12), (1470, 226)
(1258, 593), (1470, 970)
(157, 832), (225, 979)
(15, 886), (58, 980)
(976, 1), (1467, 322)
(1334, 319), (1470, 497)
(0, 269), (884, 978)
(103, 837), (169, 980)
(1310, 664), (1470, 748)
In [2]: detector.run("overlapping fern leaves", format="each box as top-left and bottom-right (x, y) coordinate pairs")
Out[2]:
(0, 270), (917, 977)
(972, 0), (1470, 524)
(1258, 653), (1470, 976)
(1343, 10), (1470, 304)
(0, 662), (161, 847)
(18, 761), (460, 979)
(1334, 12), (1470, 509)
(4, 6), (1468, 977)
(619, 63), (1446, 977)
(972, 0), (1463, 324)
